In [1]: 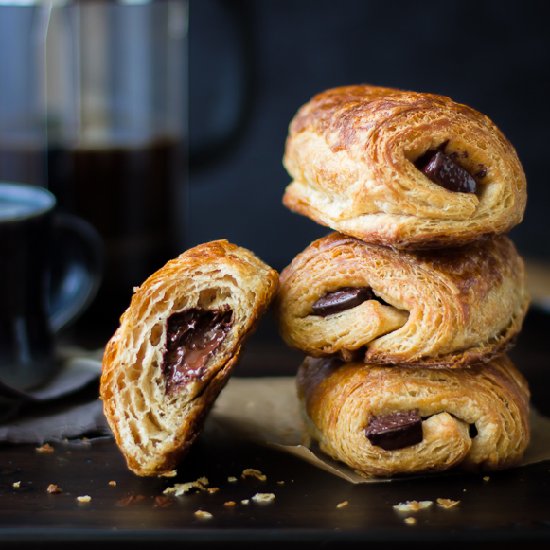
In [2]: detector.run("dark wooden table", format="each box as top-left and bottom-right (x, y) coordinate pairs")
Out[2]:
(1, 308), (550, 549)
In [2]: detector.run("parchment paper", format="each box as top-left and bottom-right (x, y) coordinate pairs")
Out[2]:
(3, 359), (549, 483)
(210, 376), (550, 484)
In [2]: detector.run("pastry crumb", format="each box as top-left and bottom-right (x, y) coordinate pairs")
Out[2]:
(241, 468), (267, 481)
(393, 500), (433, 512)
(240, 499), (250, 505)
(436, 498), (460, 509)
(153, 496), (174, 508)
(207, 487), (220, 494)
(77, 495), (91, 503)
(336, 501), (348, 508)
(404, 516), (417, 525)
(194, 509), (213, 520)
(47, 484), (62, 494)
(252, 492), (275, 504)
(108, 480), (117, 487)
(227, 476), (238, 483)
(116, 494), (146, 507)
(483, 476), (490, 482)
(161, 470), (178, 478)
(35, 443), (54, 454)
(12, 481), (21, 489)
(276, 480), (285, 485)
(224, 501), (237, 507)
(163, 477), (209, 496)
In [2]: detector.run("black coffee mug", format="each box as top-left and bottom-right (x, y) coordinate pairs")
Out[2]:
(0, 183), (102, 392)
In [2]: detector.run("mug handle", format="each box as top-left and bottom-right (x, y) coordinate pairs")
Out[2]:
(47, 212), (104, 333)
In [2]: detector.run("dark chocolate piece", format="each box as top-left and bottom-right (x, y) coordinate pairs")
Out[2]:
(311, 287), (386, 317)
(162, 308), (233, 394)
(364, 409), (423, 451)
(416, 150), (477, 193)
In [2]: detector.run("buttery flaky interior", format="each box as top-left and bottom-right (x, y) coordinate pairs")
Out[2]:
(100, 240), (278, 477)
(276, 232), (529, 366)
(297, 355), (530, 478)
(283, 84), (526, 249)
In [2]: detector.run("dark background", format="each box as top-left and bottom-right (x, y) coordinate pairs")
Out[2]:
(187, 0), (550, 272)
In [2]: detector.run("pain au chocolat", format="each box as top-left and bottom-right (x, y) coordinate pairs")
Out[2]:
(276, 232), (529, 367)
(100, 240), (278, 476)
(282, 84), (526, 248)
(297, 355), (530, 478)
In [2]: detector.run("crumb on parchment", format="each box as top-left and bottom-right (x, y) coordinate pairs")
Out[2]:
(12, 481), (21, 489)
(47, 484), (62, 494)
(77, 495), (92, 503)
(336, 501), (348, 508)
(404, 517), (417, 525)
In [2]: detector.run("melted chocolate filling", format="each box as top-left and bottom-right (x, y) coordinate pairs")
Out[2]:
(311, 287), (388, 317)
(162, 308), (233, 395)
(415, 145), (479, 194)
(364, 409), (423, 451)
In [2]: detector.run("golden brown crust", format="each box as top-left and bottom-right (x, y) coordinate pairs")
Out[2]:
(297, 355), (531, 478)
(282, 84), (526, 248)
(100, 240), (278, 476)
(276, 232), (529, 366)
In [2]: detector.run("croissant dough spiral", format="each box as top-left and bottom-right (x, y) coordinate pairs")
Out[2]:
(297, 355), (530, 478)
(100, 240), (278, 476)
(276, 232), (529, 366)
(283, 84), (526, 248)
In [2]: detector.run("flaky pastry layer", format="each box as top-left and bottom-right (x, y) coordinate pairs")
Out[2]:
(100, 240), (278, 476)
(283, 84), (526, 248)
(297, 355), (530, 478)
(276, 232), (529, 366)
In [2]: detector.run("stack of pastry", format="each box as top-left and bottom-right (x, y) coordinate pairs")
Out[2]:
(275, 84), (531, 478)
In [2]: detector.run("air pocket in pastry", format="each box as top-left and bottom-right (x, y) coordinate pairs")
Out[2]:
(276, 232), (529, 366)
(297, 355), (531, 478)
(100, 240), (278, 476)
(282, 84), (527, 248)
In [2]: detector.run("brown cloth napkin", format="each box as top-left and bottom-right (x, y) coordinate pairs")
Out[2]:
(0, 347), (110, 444)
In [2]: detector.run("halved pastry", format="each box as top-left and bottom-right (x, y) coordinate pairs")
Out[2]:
(276, 232), (529, 366)
(100, 240), (278, 476)
(282, 84), (527, 249)
(297, 355), (530, 478)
